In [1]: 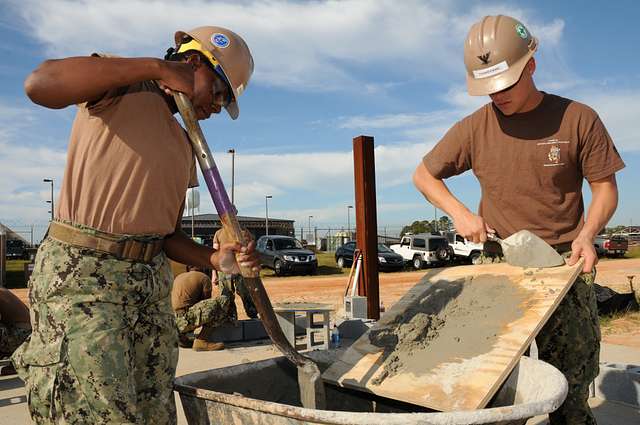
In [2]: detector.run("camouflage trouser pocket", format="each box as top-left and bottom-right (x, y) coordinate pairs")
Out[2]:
(13, 334), (63, 422)
(13, 335), (95, 424)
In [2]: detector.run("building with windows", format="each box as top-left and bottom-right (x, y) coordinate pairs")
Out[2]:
(180, 213), (295, 246)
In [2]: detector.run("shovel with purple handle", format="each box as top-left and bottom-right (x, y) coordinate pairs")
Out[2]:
(173, 92), (326, 410)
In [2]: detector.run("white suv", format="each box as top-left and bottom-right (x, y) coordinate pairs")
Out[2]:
(442, 231), (484, 265)
(390, 233), (453, 270)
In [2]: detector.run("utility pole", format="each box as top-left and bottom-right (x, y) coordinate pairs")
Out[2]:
(228, 149), (235, 205)
(43, 178), (54, 221)
(434, 205), (438, 232)
(265, 195), (272, 236)
(308, 215), (313, 243)
(347, 205), (353, 238)
(191, 189), (195, 238)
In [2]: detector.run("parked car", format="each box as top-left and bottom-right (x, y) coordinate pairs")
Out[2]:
(256, 235), (317, 276)
(594, 234), (628, 258)
(390, 233), (453, 270)
(334, 241), (405, 272)
(441, 231), (484, 265)
(5, 239), (30, 260)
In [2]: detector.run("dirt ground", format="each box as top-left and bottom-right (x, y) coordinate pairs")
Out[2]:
(9, 257), (640, 347)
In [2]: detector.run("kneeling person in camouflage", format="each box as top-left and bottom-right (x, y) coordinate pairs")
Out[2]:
(172, 266), (236, 351)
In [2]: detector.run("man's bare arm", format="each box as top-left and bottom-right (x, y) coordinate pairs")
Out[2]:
(413, 162), (494, 243)
(164, 204), (259, 273)
(567, 174), (619, 272)
(24, 56), (195, 109)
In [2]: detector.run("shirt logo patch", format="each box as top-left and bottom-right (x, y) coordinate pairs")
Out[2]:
(538, 139), (569, 167)
(548, 145), (560, 164)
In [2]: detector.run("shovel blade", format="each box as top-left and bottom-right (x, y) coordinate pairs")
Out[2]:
(298, 361), (326, 410)
(502, 230), (565, 268)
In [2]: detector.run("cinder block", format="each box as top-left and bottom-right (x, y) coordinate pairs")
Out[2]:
(207, 322), (243, 342)
(344, 296), (368, 319)
(294, 315), (307, 335)
(242, 319), (268, 340)
(337, 318), (375, 340)
(593, 362), (640, 407)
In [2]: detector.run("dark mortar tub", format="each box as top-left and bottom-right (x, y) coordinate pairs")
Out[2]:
(174, 350), (567, 425)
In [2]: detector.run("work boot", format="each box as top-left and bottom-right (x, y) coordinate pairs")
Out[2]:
(192, 339), (225, 351)
(178, 334), (194, 348)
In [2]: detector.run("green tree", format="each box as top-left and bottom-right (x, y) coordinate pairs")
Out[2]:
(400, 220), (436, 236)
(438, 215), (452, 231)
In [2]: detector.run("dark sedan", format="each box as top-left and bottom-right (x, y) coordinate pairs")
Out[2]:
(335, 241), (405, 271)
(256, 235), (318, 276)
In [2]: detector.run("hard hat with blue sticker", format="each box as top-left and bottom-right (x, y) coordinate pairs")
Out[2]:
(212, 33), (230, 48)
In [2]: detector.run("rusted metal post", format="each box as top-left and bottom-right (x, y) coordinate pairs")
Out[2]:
(353, 135), (380, 320)
(0, 229), (6, 287)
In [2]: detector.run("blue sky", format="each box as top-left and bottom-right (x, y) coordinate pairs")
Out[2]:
(0, 0), (638, 242)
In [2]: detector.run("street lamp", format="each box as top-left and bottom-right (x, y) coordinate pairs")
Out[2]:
(308, 215), (313, 242)
(265, 195), (272, 236)
(228, 149), (235, 205)
(347, 205), (353, 238)
(434, 205), (438, 232)
(43, 178), (54, 221)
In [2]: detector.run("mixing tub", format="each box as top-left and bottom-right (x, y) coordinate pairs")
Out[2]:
(174, 350), (567, 425)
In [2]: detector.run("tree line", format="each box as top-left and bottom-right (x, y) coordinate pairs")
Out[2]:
(400, 216), (453, 237)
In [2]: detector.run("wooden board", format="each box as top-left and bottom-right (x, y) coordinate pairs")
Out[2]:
(322, 261), (583, 411)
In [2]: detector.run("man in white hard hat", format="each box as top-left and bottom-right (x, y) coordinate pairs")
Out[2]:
(13, 26), (258, 424)
(414, 15), (624, 424)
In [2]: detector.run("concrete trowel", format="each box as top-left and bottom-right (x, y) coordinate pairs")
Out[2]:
(488, 230), (565, 268)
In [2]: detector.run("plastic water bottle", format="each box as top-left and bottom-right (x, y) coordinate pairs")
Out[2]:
(331, 323), (341, 348)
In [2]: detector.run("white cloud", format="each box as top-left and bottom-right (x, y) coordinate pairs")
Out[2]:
(10, 0), (568, 93)
(573, 89), (640, 152)
(339, 111), (456, 130)
(0, 137), (66, 223)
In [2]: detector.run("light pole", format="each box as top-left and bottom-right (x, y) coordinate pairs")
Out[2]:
(308, 215), (313, 242)
(265, 195), (272, 236)
(43, 178), (54, 221)
(347, 205), (353, 238)
(228, 149), (235, 205)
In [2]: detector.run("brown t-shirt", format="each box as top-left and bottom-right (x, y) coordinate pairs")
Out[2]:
(423, 94), (625, 245)
(57, 76), (198, 236)
(171, 271), (212, 311)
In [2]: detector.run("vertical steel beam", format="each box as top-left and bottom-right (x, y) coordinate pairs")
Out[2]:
(353, 135), (380, 320)
(0, 229), (6, 287)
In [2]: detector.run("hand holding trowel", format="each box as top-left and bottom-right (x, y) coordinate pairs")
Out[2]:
(173, 92), (326, 410)
(487, 230), (565, 268)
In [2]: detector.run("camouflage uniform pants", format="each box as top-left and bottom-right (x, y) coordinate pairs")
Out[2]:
(174, 295), (233, 334)
(536, 270), (600, 425)
(0, 322), (31, 358)
(218, 272), (258, 319)
(12, 232), (178, 425)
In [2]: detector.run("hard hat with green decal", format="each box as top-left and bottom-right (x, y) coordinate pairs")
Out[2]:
(175, 26), (254, 119)
(464, 15), (538, 96)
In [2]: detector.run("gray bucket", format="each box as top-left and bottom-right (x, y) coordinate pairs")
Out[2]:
(174, 350), (567, 425)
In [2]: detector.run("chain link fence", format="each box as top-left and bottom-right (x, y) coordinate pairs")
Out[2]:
(294, 226), (405, 252)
